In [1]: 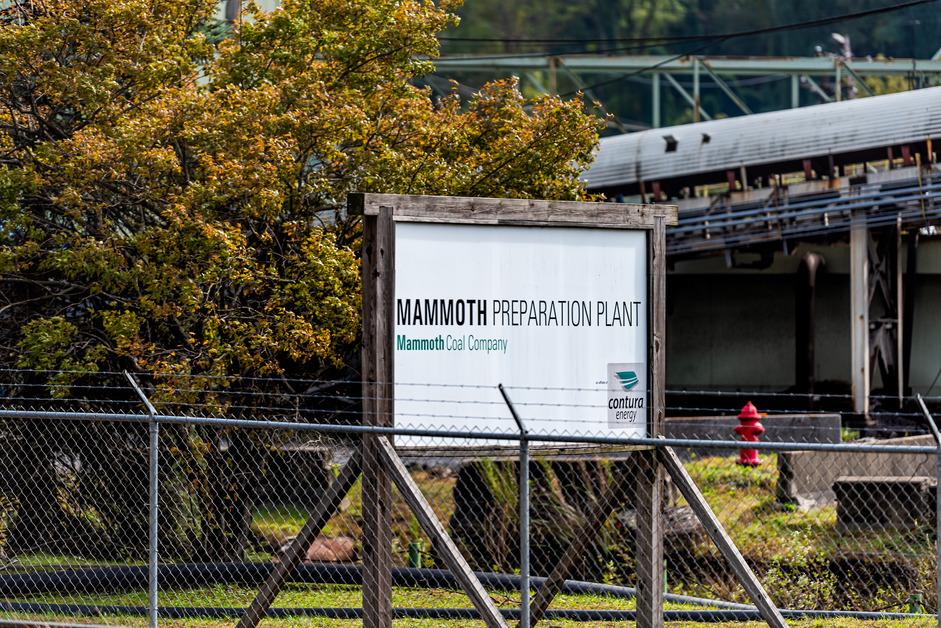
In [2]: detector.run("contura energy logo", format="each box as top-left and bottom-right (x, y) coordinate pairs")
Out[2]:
(607, 362), (646, 428)
(616, 370), (639, 391)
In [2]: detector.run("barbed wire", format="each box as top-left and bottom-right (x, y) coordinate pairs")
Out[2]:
(2, 369), (940, 397)
(0, 396), (934, 416)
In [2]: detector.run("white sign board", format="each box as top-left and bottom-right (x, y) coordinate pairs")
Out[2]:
(394, 222), (648, 445)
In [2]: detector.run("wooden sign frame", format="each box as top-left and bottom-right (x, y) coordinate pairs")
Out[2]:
(356, 192), (675, 440)
(355, 193), (674, 628)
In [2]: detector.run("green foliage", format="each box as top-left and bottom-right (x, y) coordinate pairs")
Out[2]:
(681, 454), (936, 610)
(841, 427), (861, 442)
(15, 318), (105, 394)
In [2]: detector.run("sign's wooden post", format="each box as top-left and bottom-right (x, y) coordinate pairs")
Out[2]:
(636, 214), (667, 628)
(361, 205), (395, 628)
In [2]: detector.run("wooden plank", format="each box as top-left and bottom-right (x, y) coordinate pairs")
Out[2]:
(635, 214), (666, 628)
(375, 436), (510, 628)
(528, 472), (633, 626)
(659, 445), (788, 628)
(360, 204), (395, 628)
(236, 452), (362, 628)
(349, 193), (677, 229)
(634, 450), (663, 628)
(396, 443), (651, 462)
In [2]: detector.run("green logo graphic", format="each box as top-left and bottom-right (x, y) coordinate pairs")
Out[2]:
(616, 371), (639, 391)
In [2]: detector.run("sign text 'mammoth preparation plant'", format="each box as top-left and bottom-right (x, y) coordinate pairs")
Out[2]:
(394, 221), (648, 444)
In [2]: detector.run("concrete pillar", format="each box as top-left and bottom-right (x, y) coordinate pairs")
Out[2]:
(850, 210), (869, 416)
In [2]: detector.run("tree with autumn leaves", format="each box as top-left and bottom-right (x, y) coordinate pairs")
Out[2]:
(0, 0), (601, 560)
(1, 0), (600, 383)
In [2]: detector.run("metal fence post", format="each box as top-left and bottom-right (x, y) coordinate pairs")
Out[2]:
(127, 372), (160, 628)
(499, 384), (529, 628)
(518, 427), (530, 628)
(916, 394), (941, 627)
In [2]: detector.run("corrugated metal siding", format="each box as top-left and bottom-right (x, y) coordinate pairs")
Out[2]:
(583, 86), (941, 189)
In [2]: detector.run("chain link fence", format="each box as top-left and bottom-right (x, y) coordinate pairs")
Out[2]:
(0, 370), (936, 626)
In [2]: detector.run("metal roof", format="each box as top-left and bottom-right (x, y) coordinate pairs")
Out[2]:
(582, 86), (941, 190)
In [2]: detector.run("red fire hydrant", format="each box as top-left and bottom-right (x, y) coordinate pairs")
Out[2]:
(734, 401), (764, 467)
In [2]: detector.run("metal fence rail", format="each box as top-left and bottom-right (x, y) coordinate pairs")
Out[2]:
(0, 371), (937, 626)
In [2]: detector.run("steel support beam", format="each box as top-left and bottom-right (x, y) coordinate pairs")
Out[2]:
(842, 63), (876, 97)
(866, 224), (904, 401)
(802, 75), (833, 103)
(434, 54), (941, 77)
(525, 72), (548, 94)
(701, 60), (752, 115)
(652, 72), (661, 128)
(548, 56), (558, 95)
(664, 73), (712, 121)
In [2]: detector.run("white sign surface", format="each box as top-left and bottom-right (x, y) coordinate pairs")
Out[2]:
(394, 222), (648, 445)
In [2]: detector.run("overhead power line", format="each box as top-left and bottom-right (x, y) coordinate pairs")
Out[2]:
(433, 40), (706, 63)
(438, 0), (937, 63)
(686, 0), (935, 42)
(440, 35), (715, 45)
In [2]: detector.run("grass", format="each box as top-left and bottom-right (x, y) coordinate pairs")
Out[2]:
(13, 582), (647, 610)
(677, 453), (935, 610)
(5, 553), (143, 568)
(251, 504), (313, 542)
(2, 583), (655, 627)
(683, 453), (933, 562)
(684, 453), (833, 560)
(7, 583), (936, 627)
(2, 617), (935, 627)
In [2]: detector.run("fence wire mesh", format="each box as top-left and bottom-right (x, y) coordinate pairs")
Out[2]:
(0, 370), (936, 626)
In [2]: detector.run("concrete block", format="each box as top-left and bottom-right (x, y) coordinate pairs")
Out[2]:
(834, 475), (937, 532)
(777, 434), (936, 507)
